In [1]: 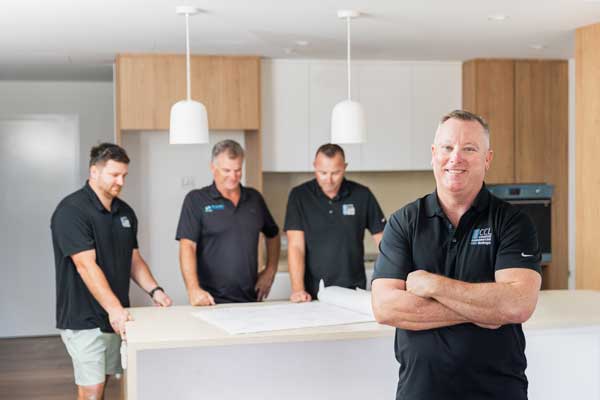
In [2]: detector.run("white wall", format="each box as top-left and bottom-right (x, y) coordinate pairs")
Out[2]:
(121, 130), (246, 306)
(0, 80), (114, 337)
(0, 81), (114, 181)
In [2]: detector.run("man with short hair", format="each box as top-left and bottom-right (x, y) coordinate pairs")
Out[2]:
(372, 110), (542, 400)
(284, 143), (386, 302)
(177, 139), (280, 305)
(51, 143), (172, 400)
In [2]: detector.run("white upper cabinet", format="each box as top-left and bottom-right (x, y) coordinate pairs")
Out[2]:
(261, 60), (311, 171)
(410, 62), (462, 170)
(309, 61), (362, 171)
(261, 59), (462, 172)
(358, 63), (412, 171)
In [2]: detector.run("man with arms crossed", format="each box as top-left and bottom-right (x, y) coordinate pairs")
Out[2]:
(372, 110), (542, 400)
(285, 143), (386, 301)
(51, 143), (172, 400)
(177, 140), (280, 305)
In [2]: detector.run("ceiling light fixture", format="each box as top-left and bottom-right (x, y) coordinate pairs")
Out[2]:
(169, 6), (209, 145)
(487, 14), (509, 21)
(331, 10), (366, 144)
(529, 44), (546, 50)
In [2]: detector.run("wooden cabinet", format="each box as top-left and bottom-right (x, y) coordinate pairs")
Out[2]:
(115, 54), (260, 132)
(463, 58), (569, 289)
(462, 59), (515, 183)
(261, 60), (461, 172)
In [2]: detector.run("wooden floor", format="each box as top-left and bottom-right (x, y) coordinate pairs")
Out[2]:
(0, 336), (122, 399)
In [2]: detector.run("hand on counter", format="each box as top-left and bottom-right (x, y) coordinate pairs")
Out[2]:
(152, 289), (173, 307)
(255, 267), (276, 301)
(109, 306), (133, 339)
(290, 290), (312, 303)
(189, 287), (215, 306)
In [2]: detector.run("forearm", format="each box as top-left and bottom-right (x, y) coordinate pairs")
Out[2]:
(431, 277), (531, 325)
(288, 245), (306, 292)
(131, 253), (159, 293)
(76, 262), (123, 313)
(265, 235), (281, 272)
(179, 242), (201, 292)
(373, 285), (468, 330)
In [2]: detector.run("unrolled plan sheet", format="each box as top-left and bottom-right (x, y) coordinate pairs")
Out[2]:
(192, 282), (375, 334)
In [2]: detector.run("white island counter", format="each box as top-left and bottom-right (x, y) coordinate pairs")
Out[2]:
(124, 290), (600, 400)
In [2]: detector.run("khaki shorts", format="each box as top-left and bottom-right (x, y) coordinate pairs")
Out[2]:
(59, 328), (122, 386)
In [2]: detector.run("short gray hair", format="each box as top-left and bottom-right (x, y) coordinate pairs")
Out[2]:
(211, 139), (245, 162)
(438, 110), (490, 148)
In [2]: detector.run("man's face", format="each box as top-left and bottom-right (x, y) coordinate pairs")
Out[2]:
(313, 152), (347, 195)
(90, 160), (128, 199)
(211, 152), (243, 191)
(431, 118), (493, 196)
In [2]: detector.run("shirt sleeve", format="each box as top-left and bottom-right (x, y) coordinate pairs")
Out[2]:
(365, 188), (386, 234)
(495, 209), (542, 274)
(51, 204), (95, 257)
(258, 193), (279, 238)
(175, 191), (202, 242)
(283, 188), (304, 232)
(372, 208), (414, 281)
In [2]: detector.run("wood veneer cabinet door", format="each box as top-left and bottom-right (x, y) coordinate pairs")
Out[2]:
(462, 59), (515, 184)
(116, 54), (260, 131)
(515, 60), (569, 290)
(576, 23), (600, 290)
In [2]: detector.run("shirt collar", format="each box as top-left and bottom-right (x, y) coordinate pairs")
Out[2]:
(208, 181), (248, 202)
(84, 180), (120, 214)
(310, 178), (351, 201)
(425, 183), (490, 218)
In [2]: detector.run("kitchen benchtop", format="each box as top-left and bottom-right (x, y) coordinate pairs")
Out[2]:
(125, 290), (600, 350)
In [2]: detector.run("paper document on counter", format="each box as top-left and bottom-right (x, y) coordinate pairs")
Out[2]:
(192, 281), (375, 334)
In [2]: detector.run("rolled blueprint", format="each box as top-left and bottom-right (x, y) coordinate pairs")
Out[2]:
(317, 280), (374, 318)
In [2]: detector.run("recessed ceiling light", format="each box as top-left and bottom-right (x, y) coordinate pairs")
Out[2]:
(295, 40), (309, 47)
(529, 44), (546, 50)
(488, 14), (509, 21)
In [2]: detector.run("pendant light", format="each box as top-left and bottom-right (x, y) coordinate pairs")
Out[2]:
(169, 6), (209, 144)
(331, 10), (366, 144)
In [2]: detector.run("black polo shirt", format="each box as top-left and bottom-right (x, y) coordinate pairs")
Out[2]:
(51, 182), (137, 333)
(175, 183), (279, 303)
(373, 185), (541, 400)
(284, 179), (386, 298)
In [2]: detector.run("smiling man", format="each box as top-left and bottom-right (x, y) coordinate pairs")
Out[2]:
(176, 139), (280, 305)
(371, 110), (542, 400)
(51, 143), (172, 400)
(284, 143), (386, 301)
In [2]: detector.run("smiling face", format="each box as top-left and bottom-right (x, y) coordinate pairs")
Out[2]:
(431, 118), (493, 199)
(211, 152), (243, 193)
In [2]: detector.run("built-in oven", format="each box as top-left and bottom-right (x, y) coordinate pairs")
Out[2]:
(487, 183), (553, 264)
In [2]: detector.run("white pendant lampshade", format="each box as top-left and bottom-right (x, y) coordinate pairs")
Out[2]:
(331, 100), (366, 143)
(331, 10), (366, 144)
(169, 6), (209, 145)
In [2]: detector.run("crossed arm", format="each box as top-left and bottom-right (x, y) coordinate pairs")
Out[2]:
(372, 268), (541, 331)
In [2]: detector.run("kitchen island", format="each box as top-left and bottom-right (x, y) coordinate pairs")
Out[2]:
(124, 290), (600, 400)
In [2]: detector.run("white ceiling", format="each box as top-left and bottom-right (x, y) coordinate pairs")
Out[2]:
(1, 0), (599, 80)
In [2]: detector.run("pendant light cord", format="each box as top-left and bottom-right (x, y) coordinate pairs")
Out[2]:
(346, 16), (351, 101)
(185, 12), (191, 101)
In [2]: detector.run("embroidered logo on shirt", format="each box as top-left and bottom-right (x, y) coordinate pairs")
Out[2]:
(204, 204), (225, 213)
(342, 204), (356, 216)
(470, 227), (491, 245)
(120, 216), (131, 228)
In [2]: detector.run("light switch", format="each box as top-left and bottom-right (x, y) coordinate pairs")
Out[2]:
(181, 176), (195, 188)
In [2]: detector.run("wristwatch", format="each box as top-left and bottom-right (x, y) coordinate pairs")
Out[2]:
(148, 286), (164, 299)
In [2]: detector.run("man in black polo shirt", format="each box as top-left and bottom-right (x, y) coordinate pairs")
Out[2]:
(284, 144), (386, 301)
(51, 143), (172, 399)
(176, 139), (280, 305)
(372, 110), (542, 400)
